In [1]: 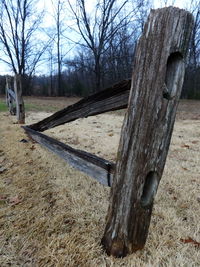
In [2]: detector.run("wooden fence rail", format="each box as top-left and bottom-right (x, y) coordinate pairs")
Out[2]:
(29, 79), (131, 132)
(23, 126), (115, 186)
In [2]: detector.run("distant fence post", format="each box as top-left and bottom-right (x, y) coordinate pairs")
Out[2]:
(14, 74), (25, 124)
(101, 7), (193, 257)
(6, 76), (16, 115)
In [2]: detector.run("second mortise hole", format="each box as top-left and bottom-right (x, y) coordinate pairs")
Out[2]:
(141, 171), (158, 208)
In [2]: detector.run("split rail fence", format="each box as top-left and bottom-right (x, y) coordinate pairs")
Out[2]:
(6, 7), (193, 258)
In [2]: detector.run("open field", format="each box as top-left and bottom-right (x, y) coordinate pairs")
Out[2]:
(0, 96), (200, 266)
(0, 96), (81, 113)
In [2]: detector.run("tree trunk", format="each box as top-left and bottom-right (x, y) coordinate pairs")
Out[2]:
(101, 7), (193, 258)
(95, 57), (101, 92)
(14, 74), (25, 124)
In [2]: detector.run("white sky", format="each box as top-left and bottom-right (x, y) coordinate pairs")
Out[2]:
(0, 0), (193, 75)
(154, 0), (190, 8)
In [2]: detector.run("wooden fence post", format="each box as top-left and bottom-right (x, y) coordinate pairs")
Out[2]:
(101, 7), (193, 257)
(14, 74), (25, 124)
(6, 76), (15, 115)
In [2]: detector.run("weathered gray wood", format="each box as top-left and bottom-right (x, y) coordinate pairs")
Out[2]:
(6, 77), (16, 115)
(28, 79), (131, 132)
(23, 126), (115, 186)
(14, 74), (25, 124)
(7, 88), (16, 100)
(101, 7), (194, 257)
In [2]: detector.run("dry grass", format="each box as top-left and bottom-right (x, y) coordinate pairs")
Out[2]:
(0, 98), (200, 266)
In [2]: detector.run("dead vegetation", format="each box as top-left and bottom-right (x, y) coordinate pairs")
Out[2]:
(0, 98), (200, 266)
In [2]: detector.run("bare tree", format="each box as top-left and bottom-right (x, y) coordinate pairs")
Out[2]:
(101, 20), (137, 86)
(185, 0), (200, 98)
(101, 0), (151, 86)
(68, 0), (143, 92)
(134, 0), (152, 31)
(159, 0), (175, 7)
(0, 0), (47, 88)
(0, 0), (48, 122)
(50, 0), (67, 96)
(188, 0), (200, 68)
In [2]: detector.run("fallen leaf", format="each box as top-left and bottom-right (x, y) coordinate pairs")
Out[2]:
(180, 237), (200, 247)
(9, 195), (22, 206)
(180, 204), (189, 209)
(0, 195), (7, 200)
(181, 144), (190, 149)
(191, 140), (199, 144)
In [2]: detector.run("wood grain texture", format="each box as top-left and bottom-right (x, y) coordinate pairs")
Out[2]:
(6, 77), (16, 115)
(28, 79), (131, 132)
(23, 126), (115, 186)
(101, 7), (194, 257)
(7, 89), (16, 100)
(14, 75), (25, 124)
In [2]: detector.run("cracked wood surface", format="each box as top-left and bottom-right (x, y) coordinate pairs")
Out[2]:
(23, 126), (115, 186)
(101, 7), (194, 257)
(28, 79), (131, 132)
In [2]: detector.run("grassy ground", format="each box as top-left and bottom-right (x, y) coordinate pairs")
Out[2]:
(0, 96), (199, 266)
(0, 100), (47, 113)
(0, 101), (7, 112)
(0, 96), (80, 113)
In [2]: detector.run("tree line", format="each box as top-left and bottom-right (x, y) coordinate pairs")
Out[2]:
(0, 0), (199, 99)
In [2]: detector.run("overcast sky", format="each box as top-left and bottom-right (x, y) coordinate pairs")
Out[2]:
(0, 0), (193, 75)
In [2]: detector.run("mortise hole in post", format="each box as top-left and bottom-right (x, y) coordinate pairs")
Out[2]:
(141, 171), (158, 208)
(164, 52), (184, 99)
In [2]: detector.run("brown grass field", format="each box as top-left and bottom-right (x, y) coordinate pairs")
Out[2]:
(0, 96), (200, 266)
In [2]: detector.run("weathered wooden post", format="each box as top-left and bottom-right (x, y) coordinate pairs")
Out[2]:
(101, 7), (193, 257)
(5, 76), (16, 115)
(14, 74), (25, 124)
